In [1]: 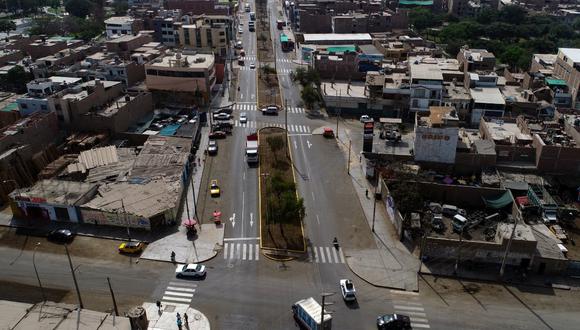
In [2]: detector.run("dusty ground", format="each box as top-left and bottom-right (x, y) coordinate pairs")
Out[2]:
(258, 72), (282, 107)
(259, 128), (304, 251)
(256, 0), (274, 62)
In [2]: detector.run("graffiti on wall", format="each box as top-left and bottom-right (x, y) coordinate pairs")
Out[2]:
(80, 208), (150, 229)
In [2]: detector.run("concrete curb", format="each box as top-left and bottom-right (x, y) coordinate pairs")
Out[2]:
(0, 223), (135, 242)
(418, 271), (574, 291)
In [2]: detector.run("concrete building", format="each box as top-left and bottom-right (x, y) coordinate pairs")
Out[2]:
(414, 106), (460, 164)
(457, 48), (496, 73)
(176, 15), (233, 57)
(0, 48), (23, 66)
(105, 33), (154, 59)
(469, 87), (505, 125)
(166, 0), (231, 15)
(4, 36), (83, 60)
(10, 180), (98, 222)
(105, 16), (142, 39)
(16, 76), (83, 116)
(409, 58), (444, 113)
(80, 135), (193, 230)
(54, 79), (124, 126)
(479, 117), (535, 164)
(145, 52), (216, 101)
(525, 118), (580, 173)
(553, 48), (580, 110)
(301, 33), (373, 46)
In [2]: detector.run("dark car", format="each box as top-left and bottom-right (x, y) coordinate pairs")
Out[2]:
(212, 121), (233, 131)
(377, 314), (411, 330)
(47, 229), (75, 243)
(209, 131), (227, 139)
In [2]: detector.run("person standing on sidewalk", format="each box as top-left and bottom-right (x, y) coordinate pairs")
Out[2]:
(184, 313), (189, 327)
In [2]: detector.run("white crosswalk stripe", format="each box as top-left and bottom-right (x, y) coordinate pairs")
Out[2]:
(240, 56), (257, 61)
(160, 281), (197, 306)
(233, 121), (311, 134)
(390, 290), (430, 329)
(224, 243), (260, 261)
(307, 246), (346, 264)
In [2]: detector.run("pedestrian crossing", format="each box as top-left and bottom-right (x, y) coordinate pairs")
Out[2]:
(278, 68), (293, 74)
(240, 66), (256, 71)
(224, 242), (260, 261)
(390, 289), (431, 329)
(307, 246), (346, 264)
(232, 120), (312, 134)
(276, 58), (292, 63)
(160, 280), (198, 307)
(233, 103), (305, 113)
(223, 243), (346, 264)
(240, 55), (257, 61)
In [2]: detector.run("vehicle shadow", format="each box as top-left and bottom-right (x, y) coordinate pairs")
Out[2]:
(345, 300), (360, 310)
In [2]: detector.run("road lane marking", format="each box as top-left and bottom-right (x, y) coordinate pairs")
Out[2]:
(223, 237), (260, 241)
(394, 305), (424, 311)
(394, 300), (423, 306)
(250, 212), (254, 227)
(311, 191), (315, 201)
(236, 243), (241, 259)
(338, 247), (346, 263)
(168, 282), (198, 287)
(162, 296), (191, 303)
(399, 311), (426, 317)
(255, 243), (260, 260)
(241, 192), (245, 236)
(248, 243), (253, 260)
(223, 243), (228, 259)
(390, 290), (419, 296)
(332, 247), (339, 263)
(166, 287), (196, 292)
(229, 243), (235, 259)
(319, 247), (326, 263)
(293, 140), (297, 149)
(313, 247), (319, 263)
(242, 243), (247, 260)
(316, 215), (320, 225)
(411, 324), (430, 328)
(411, 318), (429, 323)
(164, 291), (194, 298)
(306, 139), (312, 148)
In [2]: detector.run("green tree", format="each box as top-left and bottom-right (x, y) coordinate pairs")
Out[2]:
(64, 0), (92, 18)
(1, 65), (32, 93)
(475, 8), (498, 24)
(498, 5), (527, 23)
(0, 19), (16, 35)
(29, 15), (63, 36)
(267, 135), (285, 162)
(300, 84), (320, 109)
(409, 8), (443, 31)
(112, 0), (129, 15)
(389, 182), (423, 218)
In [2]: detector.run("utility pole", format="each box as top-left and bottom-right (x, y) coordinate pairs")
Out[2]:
(347, 140), (352, 174)
(32, 242), (46, 302)
(121, 199), (131, 240)
(64, 244), (83, 309)
(500, 215), (517, 278)
(184, 180), (191, 221)
(454, 227), (464, 275)
(107, 277), (119, 316)
(320, 292), (334, 327)
(371, 181), (378, 232)
(190, 179), (198, 221)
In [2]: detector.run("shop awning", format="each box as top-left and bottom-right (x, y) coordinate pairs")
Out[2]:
(483, 190), (514, 209)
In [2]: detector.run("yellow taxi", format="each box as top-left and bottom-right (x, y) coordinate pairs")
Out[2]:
(118, 241), (145, 254)
(210, 180), (221, 197)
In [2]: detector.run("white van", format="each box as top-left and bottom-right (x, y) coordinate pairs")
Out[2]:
(442, 204), (458, 217)
(452, 214), (467, 232)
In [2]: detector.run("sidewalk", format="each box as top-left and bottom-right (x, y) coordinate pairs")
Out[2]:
(143, 302), (210, 330)
(336, 122), (420, 291)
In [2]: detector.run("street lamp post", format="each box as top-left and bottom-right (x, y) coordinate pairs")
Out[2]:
(320, 292), (335, 327)
(32, 242), (46, 302)
(64, 244), (83, 309)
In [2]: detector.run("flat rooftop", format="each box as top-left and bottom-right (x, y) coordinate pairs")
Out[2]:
(303, 33), (372, 43)
(484, 119), (530, 143)
(321, 81), (367, 98)
(560, 48), (580, 64)
(148, 53), (214, 69)
(14, 179), (96, 205)
(470, 87), (505, 105)
(105, 16), (134, 24)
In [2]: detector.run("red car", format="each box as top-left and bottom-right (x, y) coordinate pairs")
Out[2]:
(209, 131), (227, 139)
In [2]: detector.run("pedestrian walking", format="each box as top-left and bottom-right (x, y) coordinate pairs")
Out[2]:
(365, 189), (369, 198)
(184, 313), (188, 324)
(177, 317), (182, 330)
(171, 251), (176, 263)
(156, 300), (161, 312)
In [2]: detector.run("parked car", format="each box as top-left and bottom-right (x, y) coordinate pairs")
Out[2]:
(360, 115), (373, 123)
(339, 279), (356, 302)
(235, 40), (243, 49)
(250, 63), (256, 69)
(208, 140), (218, 155)
(175, 263), (206, 278)
(210, 180), (221, 197)
(118, 241), (145, 254)
(212, 121), (233, 133)
(377, 314), (411, 330)
(238, 27), (243, 34)
(47, 229), (75, 243)
(239, 112), (248, 124)
(213, 113), (231, 121)
(209, 131), (227, 139)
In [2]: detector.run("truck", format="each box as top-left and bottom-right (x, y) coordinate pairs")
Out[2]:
(246, 133), (259, 165)
(292, 297), (332, 330)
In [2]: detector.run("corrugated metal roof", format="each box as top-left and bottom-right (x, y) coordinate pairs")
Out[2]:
(78, 146), (119, 170)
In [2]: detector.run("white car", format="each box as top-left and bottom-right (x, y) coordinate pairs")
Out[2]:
(250, 63), (256, 69)
(238, 27), (243, 34)
(213, 112), (231, 120)
(207, 140), (218, 155)
(175, 263), (206, 278)
(339, 279), (356, 302)
(360, 115), (373, 123)
(240, 112), (248, 124)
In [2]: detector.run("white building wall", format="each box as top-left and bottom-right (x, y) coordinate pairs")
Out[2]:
(414, 126), (459, 164)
